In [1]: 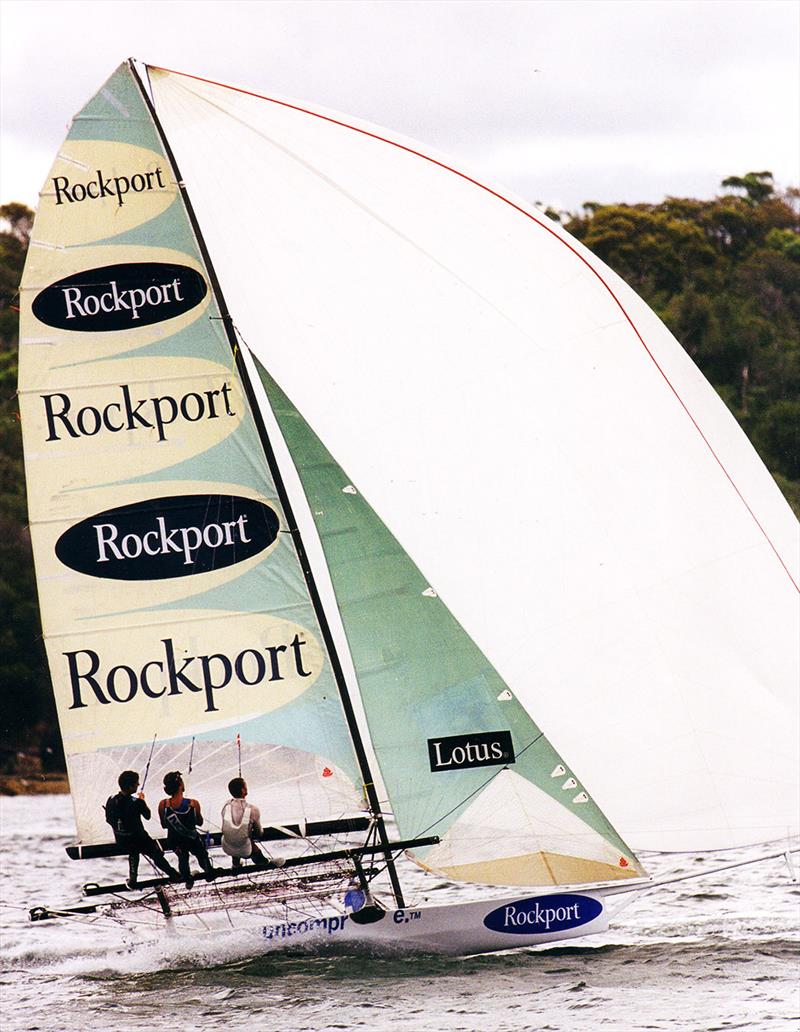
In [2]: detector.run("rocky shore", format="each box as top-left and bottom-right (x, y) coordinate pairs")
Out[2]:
(0, 772), (69, 795)
(0, 738), (68, 795)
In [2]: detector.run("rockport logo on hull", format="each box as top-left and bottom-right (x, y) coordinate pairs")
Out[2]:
(65, 635), (314, 714)
(52, 166), (167, 207)
(40, 380), (235, 443)
(428, 730), (515, 772)
(32, 262), (207, 331)
(55, 494), (280, 580)
(483, 894), (603, 935)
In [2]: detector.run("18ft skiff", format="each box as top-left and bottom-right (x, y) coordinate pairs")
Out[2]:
(19, 60), (799, 954)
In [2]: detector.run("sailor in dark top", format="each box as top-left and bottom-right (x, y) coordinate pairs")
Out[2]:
(105, 770), (180, 888)
(158, 770), (213, 887)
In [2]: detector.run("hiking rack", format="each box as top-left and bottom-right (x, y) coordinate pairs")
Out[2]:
(81, 835), (438, 896)
(121, 861), (379, 919)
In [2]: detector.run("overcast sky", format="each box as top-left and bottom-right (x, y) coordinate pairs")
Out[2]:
(1, 0), (798, 214)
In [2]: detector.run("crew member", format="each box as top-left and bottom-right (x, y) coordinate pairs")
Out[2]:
(158, 771), (213, 887)
(105, 770), (180, 889)
(221, 777), (268, 869)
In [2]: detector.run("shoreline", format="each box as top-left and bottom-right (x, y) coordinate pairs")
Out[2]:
(0, 773), (70, 795)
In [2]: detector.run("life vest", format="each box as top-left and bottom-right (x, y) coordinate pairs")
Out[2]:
(221, 801), (253, 858)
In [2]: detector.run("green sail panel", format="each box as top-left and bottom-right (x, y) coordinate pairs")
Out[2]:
(17, 64), (362, 845)
(257, 361), (645, 887)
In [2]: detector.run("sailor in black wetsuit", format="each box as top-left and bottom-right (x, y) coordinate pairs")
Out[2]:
(105, 770), (180, 888)
(158, 770), (213, 887)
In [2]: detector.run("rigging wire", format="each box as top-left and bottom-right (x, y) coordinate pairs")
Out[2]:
(141, 733), (158, 791)
(414, 731), (544, 840)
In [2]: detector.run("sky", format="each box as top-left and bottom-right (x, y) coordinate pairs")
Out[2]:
(1, 0), (798, 214)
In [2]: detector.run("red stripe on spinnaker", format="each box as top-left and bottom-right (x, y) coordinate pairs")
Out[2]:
(149, 64), (799, 592)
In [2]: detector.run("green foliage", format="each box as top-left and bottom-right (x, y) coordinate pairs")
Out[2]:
(567, 173), (800, 511)
(721, 171), (775, 204)
(0, 203), (56, 745)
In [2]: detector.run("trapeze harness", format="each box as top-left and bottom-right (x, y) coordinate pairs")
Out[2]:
(163, 798), (200, 844)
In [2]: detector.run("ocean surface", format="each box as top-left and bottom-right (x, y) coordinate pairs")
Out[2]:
(0, 794), (797, 1032)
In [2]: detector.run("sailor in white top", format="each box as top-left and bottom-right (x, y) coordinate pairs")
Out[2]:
(221, 777), (266, 868)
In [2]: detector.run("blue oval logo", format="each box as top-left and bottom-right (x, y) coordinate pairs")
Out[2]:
(483, 893), (603, 935)
(55, 493), (280, 581)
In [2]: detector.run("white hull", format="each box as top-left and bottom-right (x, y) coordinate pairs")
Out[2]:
(268, 893), (608, 955)
(193, 889), (612, 956)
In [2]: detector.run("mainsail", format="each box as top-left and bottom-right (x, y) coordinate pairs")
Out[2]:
(17, 65), (364, 845)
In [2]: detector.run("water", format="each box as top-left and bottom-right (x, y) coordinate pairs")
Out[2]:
(1, 795), (797, 1031)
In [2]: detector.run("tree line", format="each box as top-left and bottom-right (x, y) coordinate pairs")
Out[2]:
(0, 174), (798, 763)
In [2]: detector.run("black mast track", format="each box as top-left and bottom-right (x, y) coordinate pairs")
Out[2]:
(129, 60), (405, 907)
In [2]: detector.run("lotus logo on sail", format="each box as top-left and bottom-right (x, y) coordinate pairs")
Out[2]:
(428, 730), (515, 772)
(483, 894), (603, 935)
(32, 262), (207, 331)
(55, 494), (280, 581)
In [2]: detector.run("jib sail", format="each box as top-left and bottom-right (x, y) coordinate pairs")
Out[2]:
(256, 363), (644, 886)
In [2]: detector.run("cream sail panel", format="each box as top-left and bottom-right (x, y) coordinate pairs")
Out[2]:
(20, 356), (244, 520)
(19, 244), (212, 377)
(28, 480), (282, 632)
(50, 607), (325, 755)
(412, 771), (642, 887)
(70, 736), (361, 845)
(33, 140), (177, 247)
(150, 69), (799, 851)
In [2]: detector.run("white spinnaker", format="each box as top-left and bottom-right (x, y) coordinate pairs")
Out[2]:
(150, 67), (799, 852)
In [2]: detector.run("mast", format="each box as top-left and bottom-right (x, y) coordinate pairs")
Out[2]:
(128, 60), (405, 906)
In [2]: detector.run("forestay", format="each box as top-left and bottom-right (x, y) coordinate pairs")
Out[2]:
(149, 66), (800, 854)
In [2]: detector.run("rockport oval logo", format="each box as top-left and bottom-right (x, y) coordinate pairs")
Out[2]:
(32, 262), (207, 331)
(55, 494), (280, 580)
(483, 894), (603, 935)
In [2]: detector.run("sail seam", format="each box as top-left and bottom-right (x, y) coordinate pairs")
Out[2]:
(149, 63), (799, 595)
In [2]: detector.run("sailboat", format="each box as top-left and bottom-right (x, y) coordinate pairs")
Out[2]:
(19, 61), (799, 955)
